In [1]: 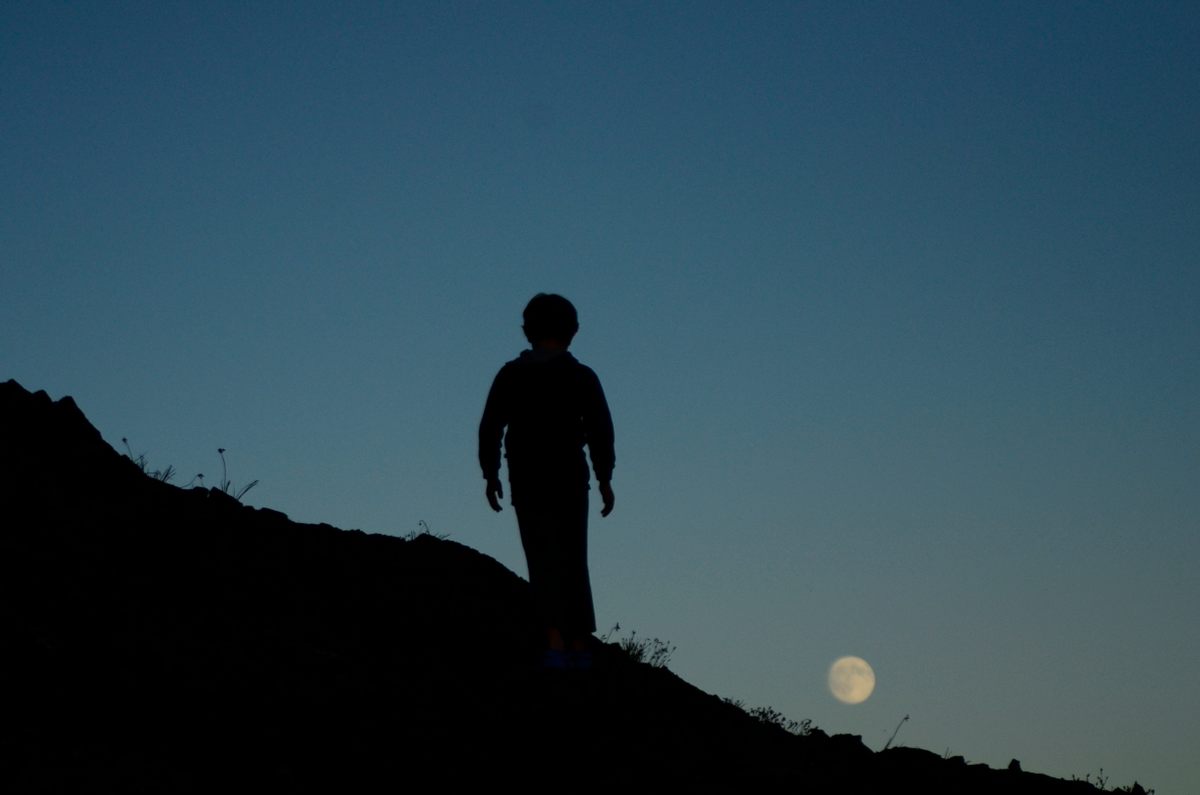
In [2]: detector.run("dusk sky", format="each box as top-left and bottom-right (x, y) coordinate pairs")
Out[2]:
(3, 2), (1197, 791)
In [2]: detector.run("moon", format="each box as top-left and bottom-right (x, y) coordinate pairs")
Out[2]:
(828, 656), (876, 704)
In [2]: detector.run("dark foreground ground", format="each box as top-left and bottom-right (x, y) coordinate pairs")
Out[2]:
(1, 379), (1129, 792)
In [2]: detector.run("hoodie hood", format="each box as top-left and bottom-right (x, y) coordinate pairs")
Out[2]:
(518, 348), (575, 365)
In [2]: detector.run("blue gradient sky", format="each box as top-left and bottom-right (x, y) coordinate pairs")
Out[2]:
(4, 3), (1197, 791)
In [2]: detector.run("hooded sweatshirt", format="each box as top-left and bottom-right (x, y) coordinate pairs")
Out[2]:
(478, 348), (614, 504)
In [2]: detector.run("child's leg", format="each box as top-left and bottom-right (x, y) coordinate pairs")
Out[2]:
(515, 490), (595, 644)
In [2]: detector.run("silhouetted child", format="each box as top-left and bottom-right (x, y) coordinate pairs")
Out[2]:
(479, 293), (615, 670)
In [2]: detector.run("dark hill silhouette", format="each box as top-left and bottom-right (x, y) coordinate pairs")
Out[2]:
(0, 379), (1125, 792)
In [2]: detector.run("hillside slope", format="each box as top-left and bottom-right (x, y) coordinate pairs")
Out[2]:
(0, 380), (1113, 792)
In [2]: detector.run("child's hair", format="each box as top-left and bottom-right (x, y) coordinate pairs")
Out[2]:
(523, 293), (579, 344)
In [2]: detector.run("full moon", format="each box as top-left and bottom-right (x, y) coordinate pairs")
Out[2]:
(828, 656), (876, 704)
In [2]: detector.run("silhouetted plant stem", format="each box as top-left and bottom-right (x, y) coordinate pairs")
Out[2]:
(884, 714), (910, 750)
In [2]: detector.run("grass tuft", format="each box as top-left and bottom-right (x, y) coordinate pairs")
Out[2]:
(216, 448), (258, 500)
(403, 519), (449, 541)
(124, 439), (258, 502)
(1071, 768), (1154, 795)
(722, 697), (812, 736)
(599, 624), (675, 668)
(121, 438), (175, 482)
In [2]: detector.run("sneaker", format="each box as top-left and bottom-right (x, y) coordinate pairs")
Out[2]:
(539, 649), (569, 670)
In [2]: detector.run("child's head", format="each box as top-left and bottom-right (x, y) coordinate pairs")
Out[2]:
(523, 293), (579, 348)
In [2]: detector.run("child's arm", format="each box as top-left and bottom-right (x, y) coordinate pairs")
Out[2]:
(581, 367), (615, 516)
(478, 368), (509, 512)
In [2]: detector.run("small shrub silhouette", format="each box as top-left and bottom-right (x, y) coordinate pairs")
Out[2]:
(722, 697), (812, 736)
(600, 624), (675, 668)
(403, 519), (449, 540)
(1071, 768), (1154, 795)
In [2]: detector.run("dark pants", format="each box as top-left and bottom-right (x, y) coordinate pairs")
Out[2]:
(514, 491), (595, 635)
